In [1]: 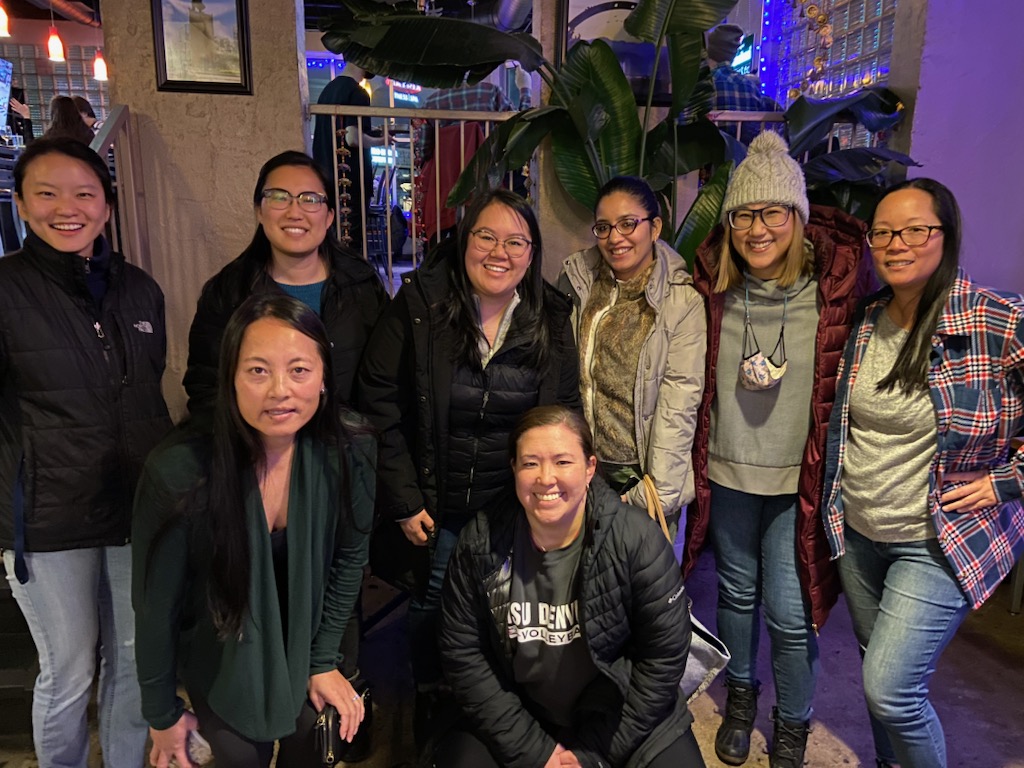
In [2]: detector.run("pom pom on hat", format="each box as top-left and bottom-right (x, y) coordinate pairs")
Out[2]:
(721, 131), (809, 225)
(707, 24), (745, 64)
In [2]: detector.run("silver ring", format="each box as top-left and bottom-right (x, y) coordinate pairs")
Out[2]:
(352, 694), (361, 702)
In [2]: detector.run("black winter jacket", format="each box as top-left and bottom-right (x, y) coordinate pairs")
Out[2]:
(0, 233), (172, 553)
(439, 479), (694, 768)
(356, 256), (581, 524)
(183, 244), (387, 423)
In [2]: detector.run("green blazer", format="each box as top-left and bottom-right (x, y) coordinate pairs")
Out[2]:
(132, 423), (374, 741)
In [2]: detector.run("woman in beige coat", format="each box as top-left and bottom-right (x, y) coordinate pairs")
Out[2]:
(558, 176), (706, 537)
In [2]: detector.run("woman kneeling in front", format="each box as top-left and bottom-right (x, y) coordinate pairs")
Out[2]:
(436, 405), (705, 768)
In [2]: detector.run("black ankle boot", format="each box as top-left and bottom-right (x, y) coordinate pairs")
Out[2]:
(715, 679), (760, 766)
(769, 707), (810, 768)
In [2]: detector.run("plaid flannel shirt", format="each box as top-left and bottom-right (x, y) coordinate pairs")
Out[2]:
(712, 64), (781, 144)
(414, 83), (516, 160)
(822, 271), (1024, 608)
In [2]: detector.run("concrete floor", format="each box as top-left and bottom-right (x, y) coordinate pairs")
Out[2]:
(1, 553), (1022, 767)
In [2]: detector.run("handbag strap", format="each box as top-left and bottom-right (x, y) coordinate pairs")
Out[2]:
(642, 475), (671, 543)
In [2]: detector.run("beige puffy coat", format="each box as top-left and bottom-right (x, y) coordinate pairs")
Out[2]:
(559, 241), (707, 517)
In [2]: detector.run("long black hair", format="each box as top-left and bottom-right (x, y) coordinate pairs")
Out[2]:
(874, 178), (962, 394)
(240, 150), (358, 268)
(206, 294), (347, 637)
(432, 188), (550, 370)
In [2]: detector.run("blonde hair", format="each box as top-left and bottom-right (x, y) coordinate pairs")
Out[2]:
(712, 216), (811, 293)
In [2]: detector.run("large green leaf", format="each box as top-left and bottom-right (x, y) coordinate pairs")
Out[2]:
(786, 87), (905, 157)
(667, 31), (704, 118)
(646, 118), (727, 180)
(551, 118), (603, 212)
(554, 40), (642, 179)
(672, 161), (732, 269)
(318, 0), (419, 27)
(446, 107), (573, 205)
(626, 0), (739, 40)
(321, 17), (545, 87)
(803, 147), (919, 188)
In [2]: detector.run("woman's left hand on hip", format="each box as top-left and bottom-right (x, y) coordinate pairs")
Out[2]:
(941, 470), (997, 511)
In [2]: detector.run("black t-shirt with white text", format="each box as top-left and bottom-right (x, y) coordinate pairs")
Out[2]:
(508, 521), (600, 727)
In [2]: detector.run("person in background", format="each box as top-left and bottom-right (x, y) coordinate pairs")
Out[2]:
(414, 79), (516, 162)
(356, 189), (581, 748)
(7, 85), (34, 144)
(559, 175), (706, 542)
(437, 405), (704, 768)
(0, 137), (172, 768)
(135, 294), (374, 768)
(686, 131), (867, 768)
(42, 95), (96, 146)
(822, 178), (1024, 768)
(72, 95), (100, 133)
(184, 148), (386, 762)
(705, 23), (782, 145)
(312, 61), (389, 245)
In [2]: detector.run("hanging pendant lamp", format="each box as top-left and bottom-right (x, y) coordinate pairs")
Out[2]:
(47, 3), (65, 63)
(0, 3), (11, 38)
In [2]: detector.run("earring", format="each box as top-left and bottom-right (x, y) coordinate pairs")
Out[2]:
(320, 383), (326, 395)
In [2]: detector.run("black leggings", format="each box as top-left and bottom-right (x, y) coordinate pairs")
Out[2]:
(190, 693), (319, 768)
(431, 725), (706, 768)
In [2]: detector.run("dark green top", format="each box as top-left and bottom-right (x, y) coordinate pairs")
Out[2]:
(132, 424), (374, 741)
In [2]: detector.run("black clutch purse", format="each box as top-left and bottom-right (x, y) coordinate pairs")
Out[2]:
(315, 704), (341, 766)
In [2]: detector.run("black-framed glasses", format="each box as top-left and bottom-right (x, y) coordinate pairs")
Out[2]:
(592, 217), (654, 239)
(469, 229), (533, 259)
(865, 225), (944, 249)
(261, 188), (329, 213)
(727, 206), (792, 230)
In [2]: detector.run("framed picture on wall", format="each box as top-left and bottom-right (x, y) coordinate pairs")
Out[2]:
(152, 0), (253, 94)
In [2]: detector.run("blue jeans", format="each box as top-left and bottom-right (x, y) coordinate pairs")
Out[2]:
(407, 524), (460, 689)
(3, 546), (147, 768)
(839, 526), (970, 768)
(707, 482), (819, 722)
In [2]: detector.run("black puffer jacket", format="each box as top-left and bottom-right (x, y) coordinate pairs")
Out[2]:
(183, 243), (387, 423)
(0, 233), (172, 553)
(355, 253), (581, 523)
(439, 479), (694, 768)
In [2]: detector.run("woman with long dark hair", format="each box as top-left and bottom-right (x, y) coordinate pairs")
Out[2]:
(559, 175), (706, 537)
(185, 150), (387, 424)
(134, 295), (374, 768)
(356, 189), (581, 740)
(822, 178), (1024, 767)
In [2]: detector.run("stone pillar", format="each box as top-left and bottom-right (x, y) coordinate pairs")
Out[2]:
(533, 0), (594, 282)
(104, 0), (308, 419)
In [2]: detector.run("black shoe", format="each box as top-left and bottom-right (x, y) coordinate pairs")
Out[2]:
(336, 686), (374, 763)
(769, 707), (810, 768)
(715, 679), (760, 766)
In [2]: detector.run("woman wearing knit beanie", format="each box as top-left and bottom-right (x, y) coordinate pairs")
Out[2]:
(684, 131), (869, 767)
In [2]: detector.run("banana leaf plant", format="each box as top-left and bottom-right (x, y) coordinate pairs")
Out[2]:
(320, 0), (739, 220)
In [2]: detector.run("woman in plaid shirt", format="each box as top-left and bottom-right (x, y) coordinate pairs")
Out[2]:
(822, 178), (1024, 768)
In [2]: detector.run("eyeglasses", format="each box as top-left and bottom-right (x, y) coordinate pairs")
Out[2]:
(261, 188), (329, 212)
(728, 206), (792, 230)
(865, 225), (944, 249)
(469, 229), (533, 259)
(592, 217), (654, 239)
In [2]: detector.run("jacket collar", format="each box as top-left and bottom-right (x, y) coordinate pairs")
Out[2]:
(933, 270), (974, 337)
(24, 230), (117, 295)
(564, 240), (693, 311)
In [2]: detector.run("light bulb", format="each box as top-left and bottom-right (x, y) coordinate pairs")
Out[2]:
(47, 26), (65, 62)
(93, 50), (108, 81)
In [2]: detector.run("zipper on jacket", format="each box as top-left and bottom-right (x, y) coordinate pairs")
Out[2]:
(583, 283), (618, 428)
(465, 388), (491, 508)
(93, 321), (111, 365)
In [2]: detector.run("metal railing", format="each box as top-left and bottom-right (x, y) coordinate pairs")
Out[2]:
(92, 105), (150, 272)
(309, 104), (518, 293)
(309, 105), (882, 293)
